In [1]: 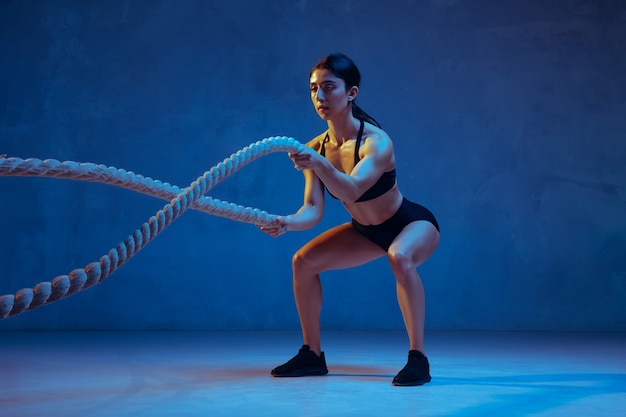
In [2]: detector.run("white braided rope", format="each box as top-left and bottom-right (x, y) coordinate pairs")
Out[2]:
(0, 136), (306, 319)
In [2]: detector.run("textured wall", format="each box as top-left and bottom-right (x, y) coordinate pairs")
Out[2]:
(1, 0), (624, 331)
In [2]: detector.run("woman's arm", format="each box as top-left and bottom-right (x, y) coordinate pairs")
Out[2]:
(283, 168), (325, 230)
(259, 148), (325, 237)
(291, 131), (394, 203)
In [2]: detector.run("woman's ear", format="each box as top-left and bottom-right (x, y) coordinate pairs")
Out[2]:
(348, 86), (359, 101)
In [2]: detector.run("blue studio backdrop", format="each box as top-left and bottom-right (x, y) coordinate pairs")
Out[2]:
(1, 0), (625, 331)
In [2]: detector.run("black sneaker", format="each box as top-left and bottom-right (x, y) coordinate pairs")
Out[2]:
(271, 345), (329, 377)
(392, 350), (432, 386)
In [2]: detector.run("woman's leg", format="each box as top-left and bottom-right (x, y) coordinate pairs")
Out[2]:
(292, 222), (386, 355)
(387, 220), (440, 354)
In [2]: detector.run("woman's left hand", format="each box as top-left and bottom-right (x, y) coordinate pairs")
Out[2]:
(288, 147), (321, 171)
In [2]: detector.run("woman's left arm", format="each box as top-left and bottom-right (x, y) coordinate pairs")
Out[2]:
(291, 133), (394, 202)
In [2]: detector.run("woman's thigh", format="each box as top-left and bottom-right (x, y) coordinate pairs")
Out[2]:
(388, 220), (440, 268)
(296, 222), (387, 272)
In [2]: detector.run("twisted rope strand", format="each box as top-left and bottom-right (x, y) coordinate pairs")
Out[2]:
(0, 136), (305, 319)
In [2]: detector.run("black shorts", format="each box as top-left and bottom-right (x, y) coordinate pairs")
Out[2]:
(351, 198), (439, 251)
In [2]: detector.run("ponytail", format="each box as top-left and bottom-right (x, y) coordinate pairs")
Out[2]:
(352, 103), (381, 128)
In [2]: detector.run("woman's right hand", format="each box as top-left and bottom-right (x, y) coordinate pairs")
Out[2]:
(257, 216), (289, 238)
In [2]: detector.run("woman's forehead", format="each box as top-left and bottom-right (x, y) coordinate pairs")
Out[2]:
(310, 68), (342, 84)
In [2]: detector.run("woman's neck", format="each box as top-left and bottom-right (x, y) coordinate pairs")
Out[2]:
(326, 113), (360, 145)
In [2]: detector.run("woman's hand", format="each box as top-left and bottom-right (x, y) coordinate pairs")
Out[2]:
(288, 147), (322, 171)
(257, 216), (289, 238)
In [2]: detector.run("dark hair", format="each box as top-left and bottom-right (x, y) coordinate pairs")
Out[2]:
(311, 53), (381, 128)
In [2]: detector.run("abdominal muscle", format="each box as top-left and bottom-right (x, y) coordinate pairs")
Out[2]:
(342, 184), (404, 226)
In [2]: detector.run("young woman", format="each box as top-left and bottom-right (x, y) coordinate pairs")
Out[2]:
(260, 53), (440, 386)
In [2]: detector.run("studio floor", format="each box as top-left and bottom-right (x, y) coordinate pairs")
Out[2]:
(0, 330), (624, 417)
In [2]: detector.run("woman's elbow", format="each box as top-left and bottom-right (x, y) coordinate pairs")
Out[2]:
(339, 188), (362, 203)
(308, 204), (324, 226)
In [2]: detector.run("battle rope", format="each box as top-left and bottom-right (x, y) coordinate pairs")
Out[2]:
(0, 136), (306, 319)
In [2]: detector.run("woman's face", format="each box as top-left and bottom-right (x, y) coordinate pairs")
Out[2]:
(309, 68), (353, 121)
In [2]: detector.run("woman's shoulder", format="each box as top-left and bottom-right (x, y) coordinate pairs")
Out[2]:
(359, 122), (395, 164)
(305, 131), (328, 152)
(362, 122), (392, 148)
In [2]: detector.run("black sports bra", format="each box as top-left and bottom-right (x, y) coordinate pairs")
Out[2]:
(319, 120), (396, 202)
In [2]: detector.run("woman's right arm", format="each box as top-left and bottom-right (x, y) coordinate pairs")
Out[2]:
(282, 167), (325, 231)
(258, 139), (325, 237)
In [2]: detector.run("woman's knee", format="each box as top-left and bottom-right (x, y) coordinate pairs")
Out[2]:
(292, 247), (319, 276)
(387, 249), (415, 279)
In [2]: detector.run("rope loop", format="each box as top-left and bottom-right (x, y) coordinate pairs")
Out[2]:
(0, 136), (305, 318)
